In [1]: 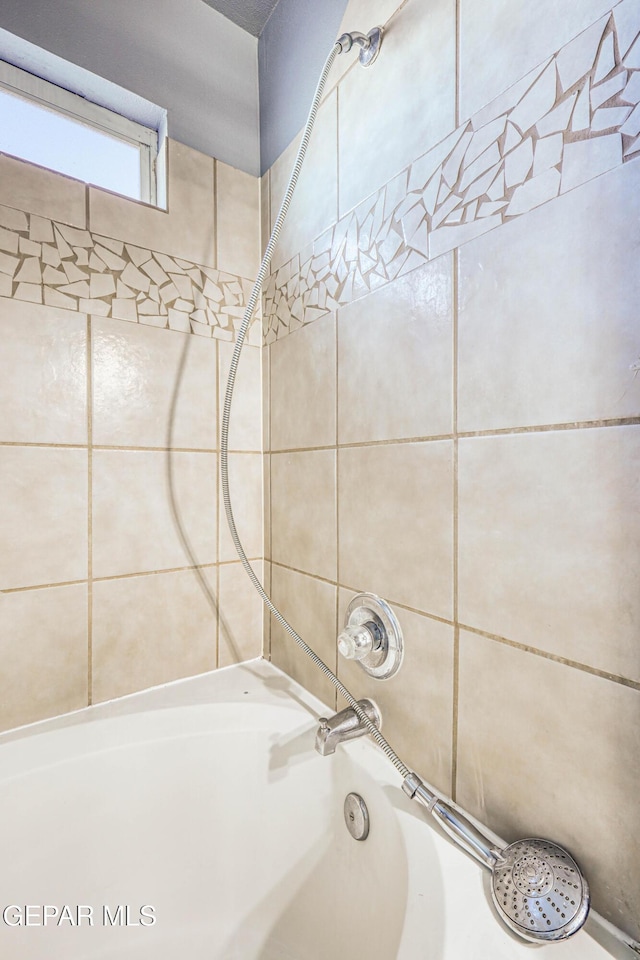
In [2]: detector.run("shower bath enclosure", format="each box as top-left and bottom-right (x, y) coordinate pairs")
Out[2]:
(0, 0), (638, 955)
(221, 24), (592, 947)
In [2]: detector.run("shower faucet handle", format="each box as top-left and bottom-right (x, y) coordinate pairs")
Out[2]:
(337, 593), (403, 679)
(337, 622), (380, 661)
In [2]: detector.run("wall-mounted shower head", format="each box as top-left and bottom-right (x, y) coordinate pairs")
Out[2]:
(336, 27), (383, 67)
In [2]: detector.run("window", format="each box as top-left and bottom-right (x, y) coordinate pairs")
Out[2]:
(0, 58), (162, 205)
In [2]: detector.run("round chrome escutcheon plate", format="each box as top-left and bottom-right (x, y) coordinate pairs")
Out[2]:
(344, 793), (370, 841)
(343, 592), (404, 679)
(360, 27), (383, 67)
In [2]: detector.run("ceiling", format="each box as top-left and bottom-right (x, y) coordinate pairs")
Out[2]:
(201, 0), (281, 37)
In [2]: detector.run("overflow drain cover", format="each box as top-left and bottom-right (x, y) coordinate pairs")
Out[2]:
(344, 793), (370, 841)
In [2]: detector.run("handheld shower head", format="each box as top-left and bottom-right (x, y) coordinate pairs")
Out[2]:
(403, 773), (590, 943)
(492, 838), (590, 942)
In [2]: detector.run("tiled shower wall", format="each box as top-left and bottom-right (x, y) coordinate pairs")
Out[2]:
(0, 139), (264, 732)
(263, 0), (640, 940)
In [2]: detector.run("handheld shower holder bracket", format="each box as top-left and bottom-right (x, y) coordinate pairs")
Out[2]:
(337, 27), (383, 67)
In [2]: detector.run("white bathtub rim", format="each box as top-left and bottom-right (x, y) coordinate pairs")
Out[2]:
(0, 657), (320, 746)
(0, 657), (637, 957)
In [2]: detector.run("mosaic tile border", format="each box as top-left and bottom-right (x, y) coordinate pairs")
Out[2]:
(263, 2), (640, 342)
(0, 209), (259, 342)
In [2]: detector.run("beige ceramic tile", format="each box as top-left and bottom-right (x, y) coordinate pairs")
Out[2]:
(459, 164), (640, 431)
(0, 154), (86, 227)
(260, 170), (270, 257)
(270, 564), (338, 707)
(92, 450), (217, 578)
(0, 298), (87, 444)
(459, 0), (617, 120)
(219, 453), (263, 562)
(271, 450), (337, 581)
(218, 560), (264, 667)
(92, 568), (217, 702)
(338, 0), (455, 218)
(338, 259), (453, 443)
(271, 313), (336, 450)
(262, 345), (271, 453)
(0, 584), (87, 732)
(262, 345), (271, 560)
(0, 447), (87, 589)
(218, 341), (262, 452)
(561, 133), (622, 194)
(89, 139), (215, 266)
(263, 453), (271, 561)
(270, 91), (338, 270)
(458, 427), (640, 683)
(339, 442), (453, 619)
(216, 161), (261, 279)
(457, 632), (640, 941)
(92, 316), (217, 449)
(262, 559), (272, 659)
(337, 590), (454, 794)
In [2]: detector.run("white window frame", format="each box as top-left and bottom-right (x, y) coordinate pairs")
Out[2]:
(0, 58), (160, 205)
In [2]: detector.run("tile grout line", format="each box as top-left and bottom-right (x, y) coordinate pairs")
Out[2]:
(87, 315), (93, 706)
(336, 83), (341, 229)
(270, 560), (454, 625)
(92, 560), (256, 583)
(258, 336), (264, 663)
(451, 247), (459, 802)
(262, 415), (640, 456)
(94, 445), (254, 453)
(259, 334), (266, 655)
(267, 341), (273, 662)
(451, 627), (460, 800)
(459, 622), (640, 692)
(268, 165), (272, 238)
(0, 441), (88, 449)
(0, 561), (260, 596)
(458, 417), (640, 436)
(215, 337), (220, 669)
(261, 168), (273, 663)
(213, 158), (218, 271)
(455, 0), (460, 130)
(334, 311), (340, 711)
(2, 579), (88, 594)
(334, 583), (339, 712)
(0, 442), (260, 453)
(264, 341), (272, 662)
(273, 439), (455, 455)
(266, 562), (640, 693)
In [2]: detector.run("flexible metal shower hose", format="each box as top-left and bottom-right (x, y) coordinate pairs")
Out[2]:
(219, 40), (410, 781)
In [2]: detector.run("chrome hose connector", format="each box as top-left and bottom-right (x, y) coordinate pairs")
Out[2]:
(336, 27), (383, 67)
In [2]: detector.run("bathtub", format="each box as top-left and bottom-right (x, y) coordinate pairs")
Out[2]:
(0, 659), (635, 960)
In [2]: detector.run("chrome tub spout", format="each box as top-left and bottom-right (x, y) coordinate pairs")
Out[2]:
(315, 699), (381, 756)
